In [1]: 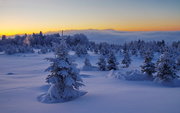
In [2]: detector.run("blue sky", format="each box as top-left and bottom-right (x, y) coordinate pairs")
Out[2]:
(0, 0), (180, 35)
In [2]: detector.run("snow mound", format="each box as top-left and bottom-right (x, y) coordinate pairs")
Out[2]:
(81, 65), (98, 71)
(107, 70), (115, 77)
(39, 85), (50, 92)
(80, 74), (93, 78)
(154, 78), (180, 87)
(6, 72), (15, 75)
(38, 89), (87, 103)
(114, 70), (150, 81)
(0, 52), (5, 55)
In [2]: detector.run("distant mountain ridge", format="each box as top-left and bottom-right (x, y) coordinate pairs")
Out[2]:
(48, 29), (180, 44)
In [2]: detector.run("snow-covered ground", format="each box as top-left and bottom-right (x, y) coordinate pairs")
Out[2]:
(0, 52), (180, 113)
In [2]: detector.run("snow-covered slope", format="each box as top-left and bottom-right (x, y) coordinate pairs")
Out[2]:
(0, 52), (180, 113)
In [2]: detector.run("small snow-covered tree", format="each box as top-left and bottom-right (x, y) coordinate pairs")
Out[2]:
(99, 42), (110, 56)
(107, 52), (119, 70)
(121, 50), (131, 68)
(94, 46), (99, 54)
(97, 55), (107, 71)
(75, 44), (88, 57)
(17, 45), (34, 53)
(82, 57), (96, 71)
(84, 57), (92, 67)
(131, 47), (138, 56)
(44, 39), (84, 102)
(38, 47), (49, 54)
(2, 35), (6, 40)
(4, 45), (17, 55)
(141, 50), (155, 77)
(155, 51), (177, 82)
(176, 56), (180, 70)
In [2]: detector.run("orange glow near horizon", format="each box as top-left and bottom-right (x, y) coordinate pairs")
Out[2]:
(1, 26), (180, 36)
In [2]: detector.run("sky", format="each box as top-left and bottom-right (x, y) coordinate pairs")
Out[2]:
(0, 0), (180, 35)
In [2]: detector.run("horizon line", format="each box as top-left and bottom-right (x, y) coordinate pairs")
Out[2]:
(1, 28), (180, 37)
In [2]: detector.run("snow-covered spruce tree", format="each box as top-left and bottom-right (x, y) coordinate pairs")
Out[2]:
(43, 40), (85, 103)
(38, 47), (49, 54)
(75, 44), (88, 57)
(2, 35), (6, 40)
(94, 46), (99, 54)
(107, 52), (119, 70)
(121, 49), (131, 68)
(4, 45), (17, 55)
(99, 42), (110, 56)
(141, 50), (155, 78)
(82, 57), (96, 71)
(84, 57), (92, 67)
(155, 51), (177, 83)
(131, 47), (138, 56)
(17, 45), (34, 53)
(97, 55), (107, 71)
(176, 56), (180, 70)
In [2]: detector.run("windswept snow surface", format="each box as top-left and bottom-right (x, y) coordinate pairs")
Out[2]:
(0, 52), (180, 113)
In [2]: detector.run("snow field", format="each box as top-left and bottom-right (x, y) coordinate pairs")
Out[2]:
(0, 52), (180, 113)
